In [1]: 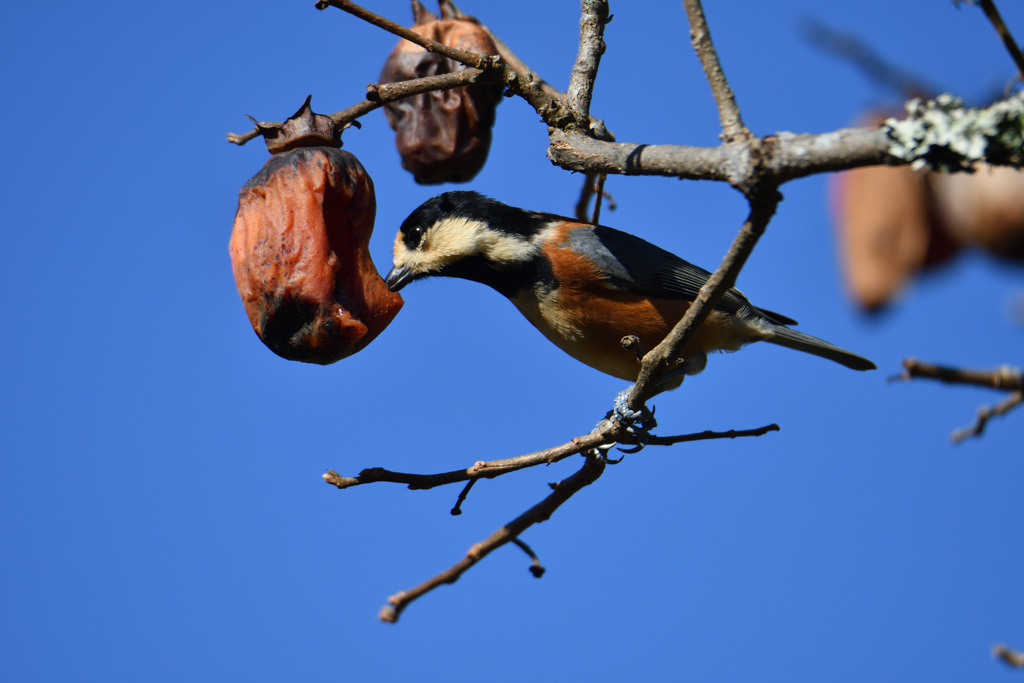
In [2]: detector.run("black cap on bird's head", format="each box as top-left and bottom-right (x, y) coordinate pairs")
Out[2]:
(384, 191), (539, 292)
(385, 192), (479, 292)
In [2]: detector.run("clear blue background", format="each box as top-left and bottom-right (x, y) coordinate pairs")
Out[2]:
(3, 1), (1022, 681)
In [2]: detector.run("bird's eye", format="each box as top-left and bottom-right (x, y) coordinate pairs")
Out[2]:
(405, 225), (426, 250)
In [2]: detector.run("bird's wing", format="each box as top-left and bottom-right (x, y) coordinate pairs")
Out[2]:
(563, 225), (798, 326)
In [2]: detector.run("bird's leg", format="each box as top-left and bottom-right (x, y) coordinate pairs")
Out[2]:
(593, 386), (658, 454)
(602, 354), (706, 452)
(611, 387), (657, 429)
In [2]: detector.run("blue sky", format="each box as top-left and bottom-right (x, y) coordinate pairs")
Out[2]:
(3, 1), (1023, 681)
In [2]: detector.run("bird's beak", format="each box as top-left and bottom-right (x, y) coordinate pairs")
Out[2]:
(384, 265), (415, 292)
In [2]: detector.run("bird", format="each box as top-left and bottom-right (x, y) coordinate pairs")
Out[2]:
(384, 191), (875, 394)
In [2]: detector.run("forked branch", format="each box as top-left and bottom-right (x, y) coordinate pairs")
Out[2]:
(380, 453), (607, 622)
(899, 359), (1024, 442)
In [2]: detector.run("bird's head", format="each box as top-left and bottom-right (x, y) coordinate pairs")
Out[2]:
(384, 191), (539, 292)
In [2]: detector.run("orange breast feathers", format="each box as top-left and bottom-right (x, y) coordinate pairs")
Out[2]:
(519, 223), (758, 382)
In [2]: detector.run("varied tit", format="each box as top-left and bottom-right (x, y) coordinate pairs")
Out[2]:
(384, 191), (876, 391)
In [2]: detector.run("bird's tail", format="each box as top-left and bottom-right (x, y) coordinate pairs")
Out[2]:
(764, 325), (876, 371)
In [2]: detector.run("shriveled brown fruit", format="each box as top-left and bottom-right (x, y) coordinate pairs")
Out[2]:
(379, 12), (502, 184)
(930, 165), (1024, 262)
(830, 112), (961, 312)
(831, 160), (961, 312)
(229, 147), (403, 363)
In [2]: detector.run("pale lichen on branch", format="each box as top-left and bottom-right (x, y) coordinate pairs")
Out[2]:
(884, 92), (1024, 171)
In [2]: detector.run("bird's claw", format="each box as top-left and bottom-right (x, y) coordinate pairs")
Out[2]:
(612, 388), (657, 429)
(605, 387), (658, 452)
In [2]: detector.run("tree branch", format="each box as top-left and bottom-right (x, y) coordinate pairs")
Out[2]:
(900, 359), (1024, 391)
(552, 86), (1024, 185)
(626, 189), (780, 411)
(549, 127), (894, 185)
(590, 173), (609, 223)
(315, 0), (571, 127)
(323, 421), (778, 492)
(433, 0), (617, 141)
(899, 359), (1024, 442)
(366, 419), (780, 622)
(379, 453), (607, 623)
(574, 173), (613, 222)
(645, 423), (780, 446)
(682, 0), (747, 142)
(323, 429), (612, 490)
(227, 68), (495, 146)
(460, 3), (571, 109)
(566, 0), (610, 131)
(952, 390), (1024, 443)
(316, 0), (494, 69)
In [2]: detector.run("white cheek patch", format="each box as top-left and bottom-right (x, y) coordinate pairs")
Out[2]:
(391, 217), (536, 275)
(392, 232), (411, 267)
(480, 229), (534, 265)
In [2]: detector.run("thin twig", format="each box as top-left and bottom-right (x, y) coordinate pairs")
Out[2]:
(450, 479), (477, 516)
(227, 68), (492, 146)
(466, 7), (566, 105)
(322, 429), (613, 491)
(447, 0), (617, 148)
(316, 0), (569, 127)
(379, 454), (606, 622)
(234, 0), (568, 146)
(449, 0), (614, 139)
(899, 359), (1024, 442)
(645, 423), (780, 446)
(977, 0), (1024, 84)
(316, 0), (493, 69)
(575, 174), (597, 221)
(682, 0), (747, 142)
(566, 0), (612, 223)
(591, 174), (608, 224)
(900, 359), (1024, 391)
(484, 35), (563, 102)
(994, 643), (1024, 668)
(566, 0), (610, 130)
(574, 173), (610, 223)
(323, 419), (777, 491)
(327, 411), (775, 621)
(951, 390), (1024, 443)
(511, 537), (546, 577)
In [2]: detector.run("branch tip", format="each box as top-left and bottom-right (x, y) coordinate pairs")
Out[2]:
(451, 479), (477, 515)
(994, 643), (1024, 668)
(511, 537), (546, 578)
(683, 0), (747, 142)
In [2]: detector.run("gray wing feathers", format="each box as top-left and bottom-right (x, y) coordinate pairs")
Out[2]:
(563, 225), (876, 371)
(567, 226), (796, 325)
